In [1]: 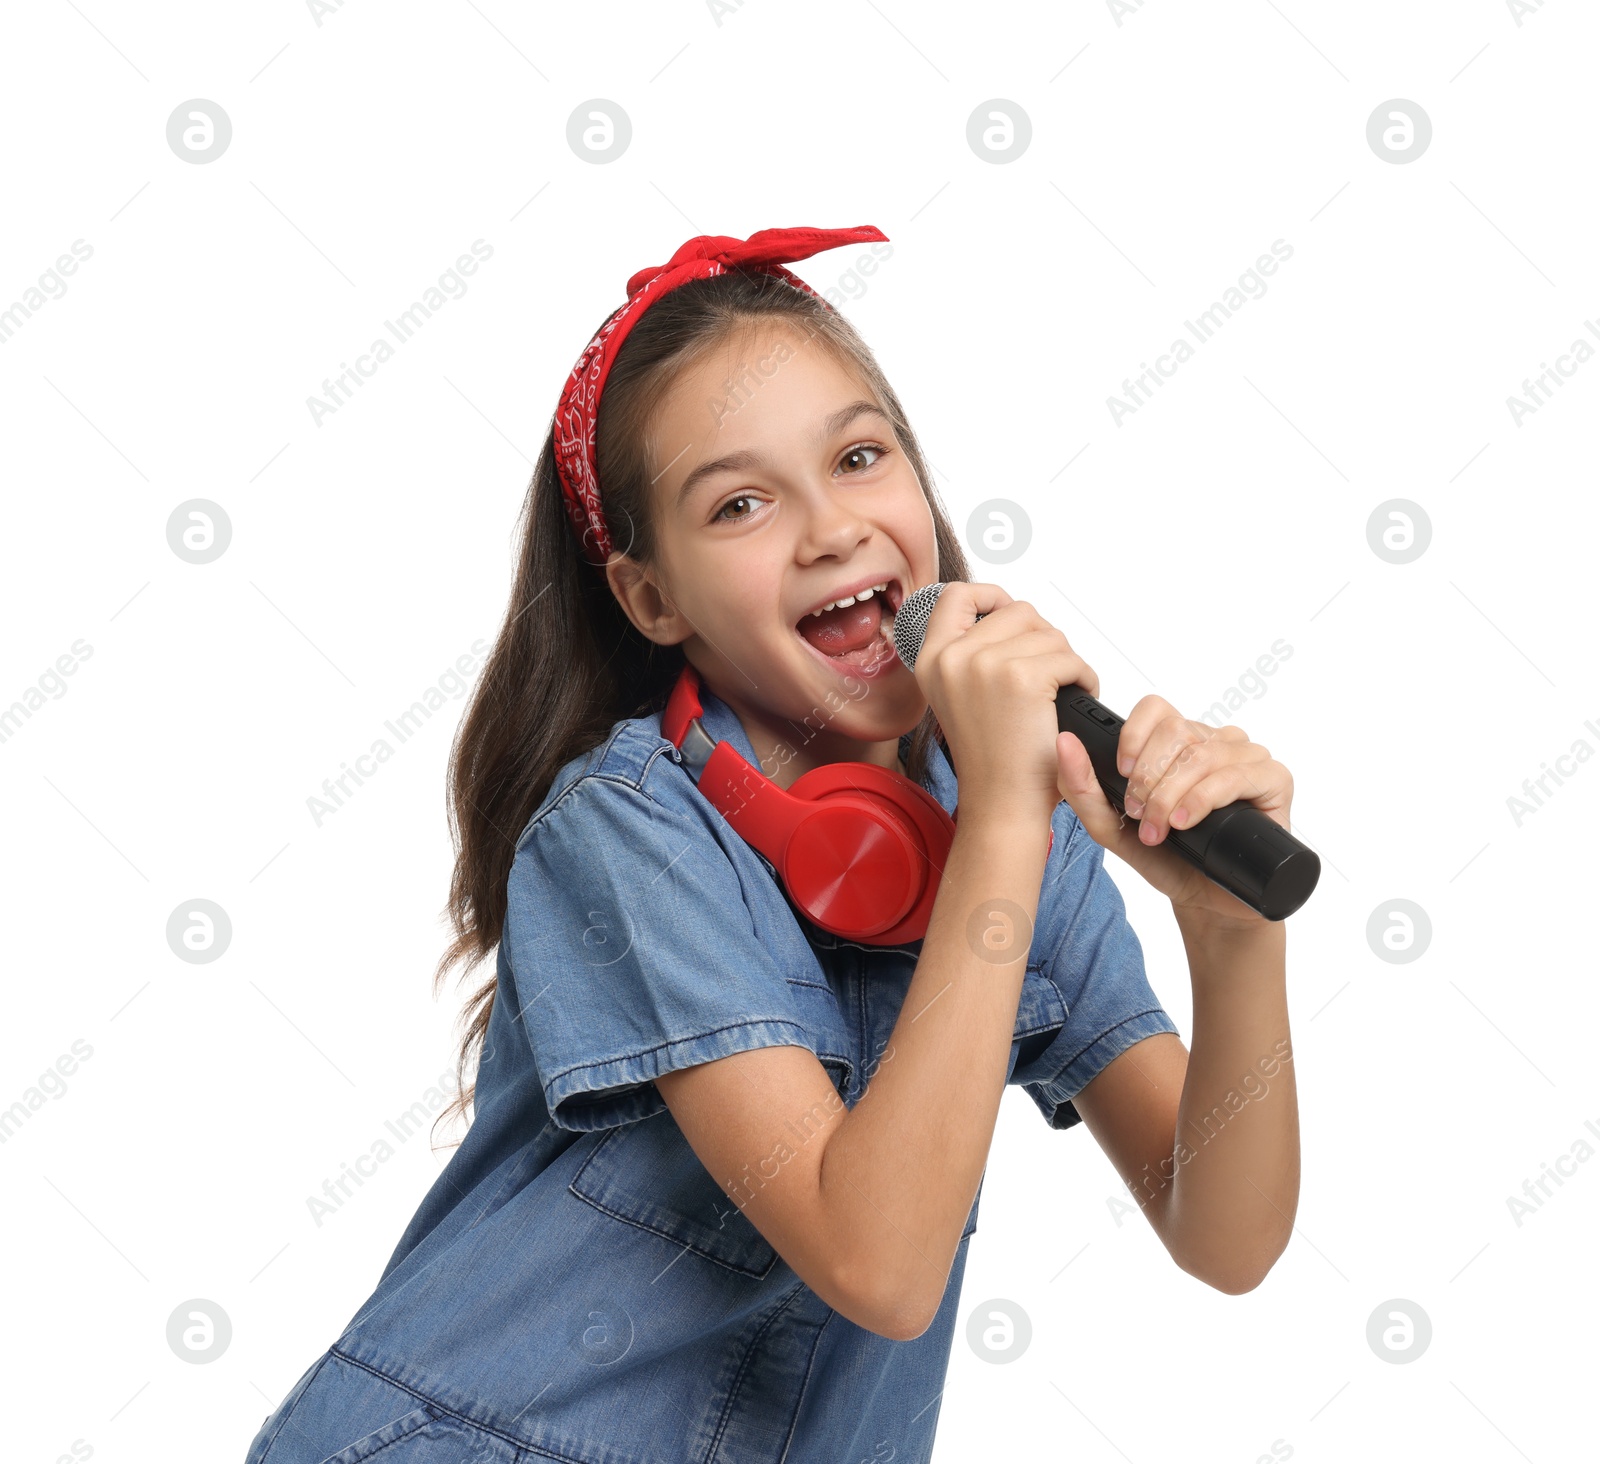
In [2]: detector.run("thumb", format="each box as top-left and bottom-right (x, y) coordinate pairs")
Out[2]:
(1055, 731), (1128, 848)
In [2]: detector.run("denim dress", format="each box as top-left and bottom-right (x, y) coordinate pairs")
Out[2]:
(245, 685), (1178, 1464)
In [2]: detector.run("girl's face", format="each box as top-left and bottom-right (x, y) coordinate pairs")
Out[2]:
(608, 320), (939, 781)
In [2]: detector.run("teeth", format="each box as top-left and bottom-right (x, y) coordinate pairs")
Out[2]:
(807, 582), (890, 617)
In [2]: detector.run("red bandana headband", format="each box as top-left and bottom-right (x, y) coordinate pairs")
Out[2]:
(553, 224), (889, 567)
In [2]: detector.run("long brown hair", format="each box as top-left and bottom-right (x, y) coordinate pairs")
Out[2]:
(430, 268), (971, 1142)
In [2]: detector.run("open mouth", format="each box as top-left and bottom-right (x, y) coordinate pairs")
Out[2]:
(792, 577), (904, 675)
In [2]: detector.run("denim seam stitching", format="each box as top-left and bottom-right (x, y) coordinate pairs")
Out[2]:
(706, 1283), (812, 1459)
(337, 1405), (440, 1461)
(777, 1309), (838, 1464)
(328, 1350), (601, 1464)
(1039, 814), (1094, 980)
(854, 955), (869, 1103)
(514, 770), (666, 853)
(1013, 1018), (1061, 1040)
(513, 720), (638, 834)
(567, 1144), (777, 1279)
(326, 1348), (560, 1458)
(1038, 1007), (1172, 1098)
(543, 1017), (815, 1095)
(1015, 964), (1068, 1042)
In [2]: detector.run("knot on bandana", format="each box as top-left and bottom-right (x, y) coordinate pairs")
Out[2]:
(553, 224), (888, 567)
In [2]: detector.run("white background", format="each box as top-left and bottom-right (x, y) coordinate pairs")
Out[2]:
(2, 2), (1596, 1461)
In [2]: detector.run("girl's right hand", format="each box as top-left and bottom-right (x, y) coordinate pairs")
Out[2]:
(910, 581), (1098, 829)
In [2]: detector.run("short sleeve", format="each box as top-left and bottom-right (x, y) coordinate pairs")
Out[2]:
(503, 775), (819, 1132)
(1011, 806), (1181, 1130)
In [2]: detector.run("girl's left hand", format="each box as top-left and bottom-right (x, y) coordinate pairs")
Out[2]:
(1053, 694), (1294, 928)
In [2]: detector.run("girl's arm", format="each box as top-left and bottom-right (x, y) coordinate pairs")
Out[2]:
(659, 802), (1052, 1340)
(1054, 692), (1302, 1292)
(659, 583), (1091, 1340)
(1071, 915), (1297, 1293)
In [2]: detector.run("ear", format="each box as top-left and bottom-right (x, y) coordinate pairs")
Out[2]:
(606, 555), (693, 647)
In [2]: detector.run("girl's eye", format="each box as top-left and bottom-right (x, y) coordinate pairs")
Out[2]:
(713, 494), (759, 523)
(711, 444), (888, 522)
(838, 443), (888, 475)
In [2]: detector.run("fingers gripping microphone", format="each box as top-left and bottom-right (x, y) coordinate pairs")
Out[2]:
(892, 583), (1321, 922)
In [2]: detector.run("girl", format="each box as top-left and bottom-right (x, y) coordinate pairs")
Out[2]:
(245, 225), (1300, 1464)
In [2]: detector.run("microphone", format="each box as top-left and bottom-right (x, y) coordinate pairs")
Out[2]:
(892, 583), (1320, 921)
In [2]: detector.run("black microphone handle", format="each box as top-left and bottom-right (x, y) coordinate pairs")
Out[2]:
(1055, 685), (1320, 922)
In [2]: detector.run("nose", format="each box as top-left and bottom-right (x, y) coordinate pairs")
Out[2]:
(794, 478), (873, 564)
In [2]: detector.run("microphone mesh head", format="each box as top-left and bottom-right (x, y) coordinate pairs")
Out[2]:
(891, 582), (947, 671)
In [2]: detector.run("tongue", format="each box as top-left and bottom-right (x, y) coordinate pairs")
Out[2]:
(798, 595), (884, 655)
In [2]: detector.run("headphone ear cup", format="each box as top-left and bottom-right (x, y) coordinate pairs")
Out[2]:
(782, 795), (923, 939)
(689, 723), (959, 946)
(780, 764), (954, 943)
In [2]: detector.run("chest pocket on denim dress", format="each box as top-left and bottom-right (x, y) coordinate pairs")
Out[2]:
(570, 1112), (780, 1277)
(568, 978), (856, 1279)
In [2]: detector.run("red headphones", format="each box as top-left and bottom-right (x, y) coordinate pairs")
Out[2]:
(663, 662), (959, 945)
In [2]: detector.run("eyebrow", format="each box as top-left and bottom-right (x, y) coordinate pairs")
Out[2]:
(819, 399), (891, 444)
(672, 400), (891, 511)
